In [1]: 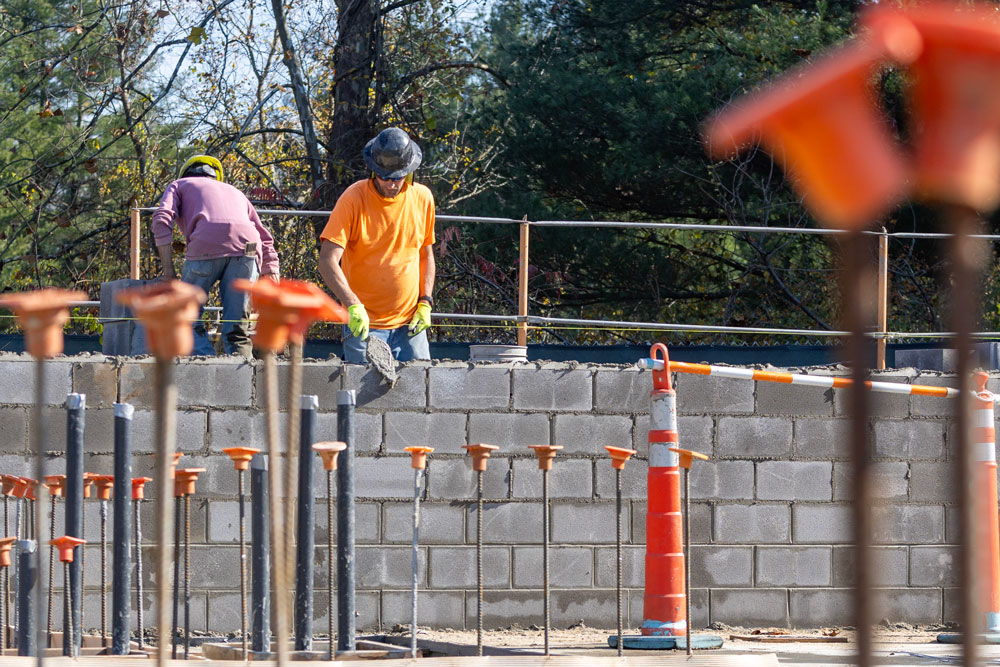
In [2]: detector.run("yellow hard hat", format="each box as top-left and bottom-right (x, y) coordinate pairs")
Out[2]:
(178, 155), (224, 181)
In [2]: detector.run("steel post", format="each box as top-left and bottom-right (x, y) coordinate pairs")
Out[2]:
(250, 454), (270, 655)
(616, 467), (623, 657)
(411, 468), (420, 659)
(336, 390), (356, 653)
(238, 471), (248, 658)
(171, 495), (181, 659)
(294, 395), (317, 651)
(16, 540), (36, 657)
(153, 357), (178, 667)
(183, 493), (191, 660)
(134, 498), (144, 650)
(326, 469), (334, 658)
(476, 470), (483, 657)
(65, 393), (85, 656)
(112, 403), (133, 655)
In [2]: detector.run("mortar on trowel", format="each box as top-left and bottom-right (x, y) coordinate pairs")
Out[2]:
(365, 334), (398, 386)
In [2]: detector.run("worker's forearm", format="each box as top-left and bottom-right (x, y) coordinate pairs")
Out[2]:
(420, 248), (436, 299)
(318, 251), (360, 306)
(157, 244), (175, 279)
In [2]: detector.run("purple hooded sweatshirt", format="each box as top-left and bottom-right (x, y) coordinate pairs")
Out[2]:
(152, 177), (279, 275)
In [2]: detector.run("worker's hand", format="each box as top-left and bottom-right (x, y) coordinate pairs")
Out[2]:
(408, 301), (432, 336)
(261, 272), (279, 283)
(347, 303), (370, 341)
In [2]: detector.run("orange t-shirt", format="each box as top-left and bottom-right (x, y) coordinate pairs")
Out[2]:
(320, 179), (436, 328)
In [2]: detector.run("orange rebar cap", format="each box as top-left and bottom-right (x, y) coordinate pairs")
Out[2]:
(404, 446), (434, 470)
(50, 535), (86, 563)
(703, 14), (922, 229)
(94, 475), (115, 501)
(233, 278), (348, 352)
(152, 451), (184, 479)
(22, 477), (37, 501)
(10, 476), (28, 499)
(114, 280), (207, 359)
(173, 468), (206, 497)
(0, 536), (16, 568)
(863, 3), (1000, 211)
(82, 472), (98, 499)
(668, 447), (709, 471)
(528, 445), (563, 471)
(604, 446), (638, 471)
(0, 288), (87, 358)
(463, 443), (500, 472)
(1, 475), (18, 496)
(44, 474), (67, 498)
(131, 477), (153, 501)
(222, 447), (261, 472)
(313, 442), (347, 471)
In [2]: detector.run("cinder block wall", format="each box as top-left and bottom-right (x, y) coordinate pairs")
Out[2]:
(0, 354), (965, 632)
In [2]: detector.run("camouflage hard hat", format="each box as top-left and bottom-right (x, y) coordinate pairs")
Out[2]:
(363, 128), (422, 180)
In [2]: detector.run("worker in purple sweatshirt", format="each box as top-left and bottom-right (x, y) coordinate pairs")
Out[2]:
(152, 155), (279, 358)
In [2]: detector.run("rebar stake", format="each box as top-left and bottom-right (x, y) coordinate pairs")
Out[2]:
(175, 468), (204, 660)
(42, 475), (65, 649)
(0, 537), (14, 653)
(80, 472), (97, 634)
(463, 444), (499, 657)
(529, 445), (562, 656)
(95, 475), (114, 647)
(222, 447), (260, 660)
(51, 536), (86, 659)
(2, 476), (13, 647)
(604, 446), (637, 657)
(115, 279), (207, 667)
(171, 487), (182, 659)
(669, 447), (708, 656)
(405, 446), (433, 659)
(131, 477), (152, 650)
(312, 442), (345, 659)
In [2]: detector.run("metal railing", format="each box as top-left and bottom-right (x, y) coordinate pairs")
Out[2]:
(129, 207), (1000, 367)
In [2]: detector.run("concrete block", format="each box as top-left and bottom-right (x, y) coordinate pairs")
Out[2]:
(872, 504), (945, 544)
(552, 414), (633, 455)
(833, 461), (909, 502)
(427, 546), (510, 588)
(636, 415), (713, 455)
(757, 380), (833, 417)
(595, 457), (648, 501)
(895, 349), (954, 371)
(121, 359), (253, 408)
(717, 417), (792, 458)
(756, 547), (831, 587)
(427, 457), (510, 500)
(714, 504), (789, 544)
(0, 454), (30, 479)
(384, 412), (466, 451)
(189, 545), (243, 588)
(834, 375), (909, 417)
(31, 405), (114, 455)
(551, 502), (622, 544)
(909, 462), (956, 503)
(512, 368), (592, 411)
(207, 500), (242, 542)
(675, 374), (754, 415)
(355, 455), (422, 499)
(794, 418), (851, 460)
(314, 501), (379, 544)
(512, 458), (593, 498)
(595, 369), (650, 413)
(429, 367), (510, 410)
(134, 408), (207, 453)
(874, 419), (945, 459)
(268, 360), (344, 408)
(911, 375), (959, 417)
(118, 359), (155, 407)
(909, 546), (958, 586)
(710, 589), (788, 627)
(208, 410), (267, 452)
(383, 591), (466, 629)
(690, 546), (752, 587)
(468, 412), (550, 450)
(757, 461), (832, 501)
(383, 502), (465, 544)
(467, 501), (543, 544)
(100, 321), (141, 358)
(205, 592), (245, 634)
(512, 546), (594, 588)
(630, 588), (708, 630)
(72, 360), (117, 407)
(789, 589), (853, 627)
(874, 589), (942, 625)
(594, 546), (644, 588)
(0, 358), (72, 404)
(631, 502), (646, 545)
(689, 460), (754, 500)
(466, 591), (542, 629)
(792, 504), (852, 544)
(832, 546), (907, 587)
(0, 407), (27, 453)
(551, 590), (618, 629)
(344, 364), (426, 409)
(315, 591), (379, 631)
(342, 411), (383, 454)
(357, 546), (425, 588)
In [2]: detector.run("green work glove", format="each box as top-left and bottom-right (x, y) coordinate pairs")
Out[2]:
(408, 301), (432, 336)
(347, 303), (369, 341)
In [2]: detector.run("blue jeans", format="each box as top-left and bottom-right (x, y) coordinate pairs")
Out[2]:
(342, 324), (430, 363)
(181, 256), (258, 357)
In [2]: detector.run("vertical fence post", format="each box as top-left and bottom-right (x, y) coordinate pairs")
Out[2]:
(876, 228), (889, 370)
(130, 208), (140, 280)
(518, 216), (529, 347)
